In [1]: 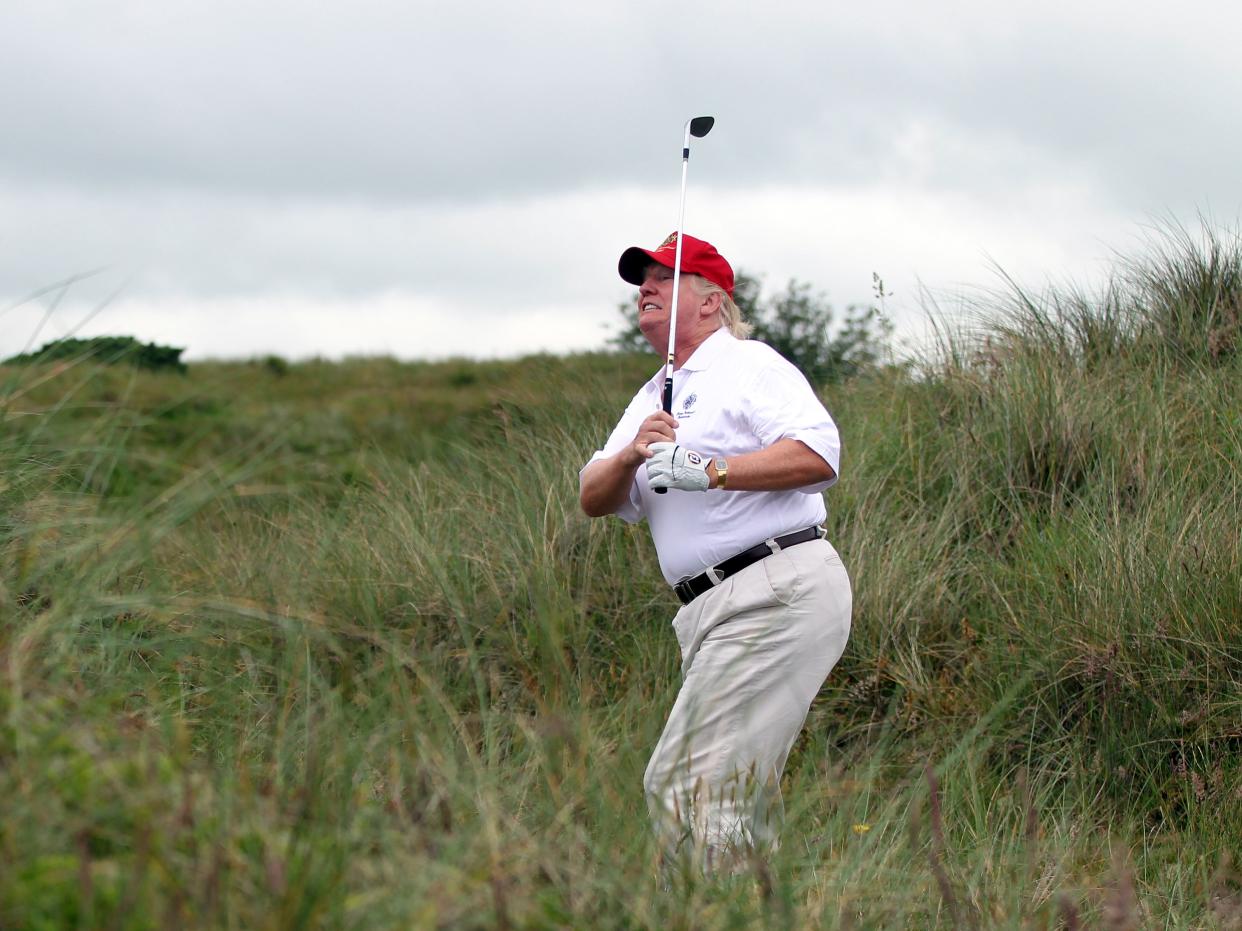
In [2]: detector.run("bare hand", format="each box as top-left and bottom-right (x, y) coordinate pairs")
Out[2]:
(627, 411), (677, 466)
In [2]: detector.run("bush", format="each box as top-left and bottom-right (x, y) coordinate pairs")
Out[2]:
(748, 277), (893, 383)
(260, 354), (290, 377)
(5, 336), (187, 373)
(609, 270), (892, 383)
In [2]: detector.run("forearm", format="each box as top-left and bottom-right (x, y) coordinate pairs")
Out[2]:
(709, 438), (835, 491)
(579, 452), (642, 517)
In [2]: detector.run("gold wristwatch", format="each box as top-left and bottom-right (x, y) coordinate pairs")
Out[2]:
(713, 456), (728, 489)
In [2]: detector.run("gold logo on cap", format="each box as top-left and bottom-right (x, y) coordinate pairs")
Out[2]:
(657, 232), (678, 251)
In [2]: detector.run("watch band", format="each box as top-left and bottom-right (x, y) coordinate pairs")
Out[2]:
(714, 456), (728, 489)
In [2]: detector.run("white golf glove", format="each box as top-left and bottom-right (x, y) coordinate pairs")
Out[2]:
(646, 442), (711, 492)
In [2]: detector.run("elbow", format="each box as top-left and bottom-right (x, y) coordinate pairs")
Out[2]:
(807, 444), (837, 484)
(799, 456), (836, 491)
(790, 439), (836, 486)
(581, 499), (615, 519)
(800, 449), (836, 487)
(578, 463), (614, 518)
(579, 487), (608, 519)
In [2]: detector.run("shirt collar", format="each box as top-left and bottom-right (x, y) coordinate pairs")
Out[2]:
(680, 327), (734, 372)
(643, 327), (734, 395)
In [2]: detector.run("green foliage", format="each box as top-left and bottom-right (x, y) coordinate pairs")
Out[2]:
(5, 335), (187, 373)
(609, 270), (894, 382)
(976, 220), (1242, 372)
(0, 222), (1239, 927)
(1132, 220), (1242, 364)
(259, 353), (290, 377)
(748, 277), (894, 383)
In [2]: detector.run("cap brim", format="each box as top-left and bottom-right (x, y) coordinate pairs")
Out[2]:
(618, 246), (673, 287)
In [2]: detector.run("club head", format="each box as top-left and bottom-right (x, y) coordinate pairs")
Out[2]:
(689, 116), (715, 138)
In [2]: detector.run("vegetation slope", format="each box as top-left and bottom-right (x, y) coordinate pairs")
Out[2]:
(0, 225), (1239, 929)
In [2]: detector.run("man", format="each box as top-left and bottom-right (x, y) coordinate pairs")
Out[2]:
(579, 232), (853, 872)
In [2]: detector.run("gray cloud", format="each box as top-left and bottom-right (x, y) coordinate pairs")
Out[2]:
(6, 1), (1238, 207)
(2, 0), (1239, 361)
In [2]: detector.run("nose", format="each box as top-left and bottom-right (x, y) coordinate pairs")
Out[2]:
(639, 277), (658, 297)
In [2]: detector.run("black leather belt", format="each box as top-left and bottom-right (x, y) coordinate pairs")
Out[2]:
(673, 526), (826, 605)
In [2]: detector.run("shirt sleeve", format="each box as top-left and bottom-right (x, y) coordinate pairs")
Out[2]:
(743, 356), (841, 493)
(578, 396), (650, 523)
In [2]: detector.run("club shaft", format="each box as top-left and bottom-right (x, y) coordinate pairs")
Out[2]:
(654, 123), (695, 495)
(661, 121), (695, 416)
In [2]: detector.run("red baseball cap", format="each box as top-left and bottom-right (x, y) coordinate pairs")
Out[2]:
(618, 232), (735, 298)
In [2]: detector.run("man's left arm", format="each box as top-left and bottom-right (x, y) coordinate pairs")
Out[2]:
(706, 438), (834, 491)
(645, 352), (841, 495)
(725, 356), (841, 493)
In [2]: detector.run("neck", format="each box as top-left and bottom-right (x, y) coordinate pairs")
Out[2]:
(673, 323), (723, 370)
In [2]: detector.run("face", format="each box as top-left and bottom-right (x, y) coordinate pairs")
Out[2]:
(636, 263), (705, 350)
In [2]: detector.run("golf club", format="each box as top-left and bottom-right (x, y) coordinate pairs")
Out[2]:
(655, 115), (715, 494)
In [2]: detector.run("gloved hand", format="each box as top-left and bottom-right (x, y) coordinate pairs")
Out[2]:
(646, 442), (711, 492)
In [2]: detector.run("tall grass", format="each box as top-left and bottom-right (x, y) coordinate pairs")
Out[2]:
(1, 224), (1240, 928)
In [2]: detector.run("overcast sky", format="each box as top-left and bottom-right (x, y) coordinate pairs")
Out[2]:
(2, 1), (1239, 361)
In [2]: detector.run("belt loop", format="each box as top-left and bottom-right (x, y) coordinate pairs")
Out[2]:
(765, 537), (781, 555)
(705, 566), (724, 585)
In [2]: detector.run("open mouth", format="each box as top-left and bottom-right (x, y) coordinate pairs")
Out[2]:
(640, 302), (661, 314)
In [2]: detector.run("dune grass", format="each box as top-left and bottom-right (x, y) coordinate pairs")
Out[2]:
(1, 224), (1240, 928)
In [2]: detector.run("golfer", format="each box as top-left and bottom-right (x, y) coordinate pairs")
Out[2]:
(579, 232), (852, 873)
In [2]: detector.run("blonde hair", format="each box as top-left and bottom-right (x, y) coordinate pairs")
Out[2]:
(688, 274), (753, 339)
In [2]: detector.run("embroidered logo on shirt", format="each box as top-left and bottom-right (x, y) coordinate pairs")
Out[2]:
(675, 392), (698, 419)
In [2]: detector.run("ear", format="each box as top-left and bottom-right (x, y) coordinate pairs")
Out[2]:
(699, 290), (723, 318)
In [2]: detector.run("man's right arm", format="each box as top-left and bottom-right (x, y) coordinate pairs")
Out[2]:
(579, 451), (643, 517)
(579, 410), (678, 518)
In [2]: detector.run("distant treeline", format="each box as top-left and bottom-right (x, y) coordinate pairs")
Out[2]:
(5, 335), (187, 373)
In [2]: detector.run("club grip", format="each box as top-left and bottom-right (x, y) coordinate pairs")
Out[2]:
(654, 377), (674, 494)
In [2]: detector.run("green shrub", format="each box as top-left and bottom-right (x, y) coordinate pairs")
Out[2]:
(609, 270), (894, 383)
(261, 354), (290, 377)
(5, 336), (187, 373)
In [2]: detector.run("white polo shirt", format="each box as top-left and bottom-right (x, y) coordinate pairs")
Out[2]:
(581, 328), (841, 585)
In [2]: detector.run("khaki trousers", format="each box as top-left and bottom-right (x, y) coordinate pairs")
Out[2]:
(643, 538), (852, 872)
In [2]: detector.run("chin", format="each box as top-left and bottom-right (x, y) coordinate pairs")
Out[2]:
(638, 319), (666, 349)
